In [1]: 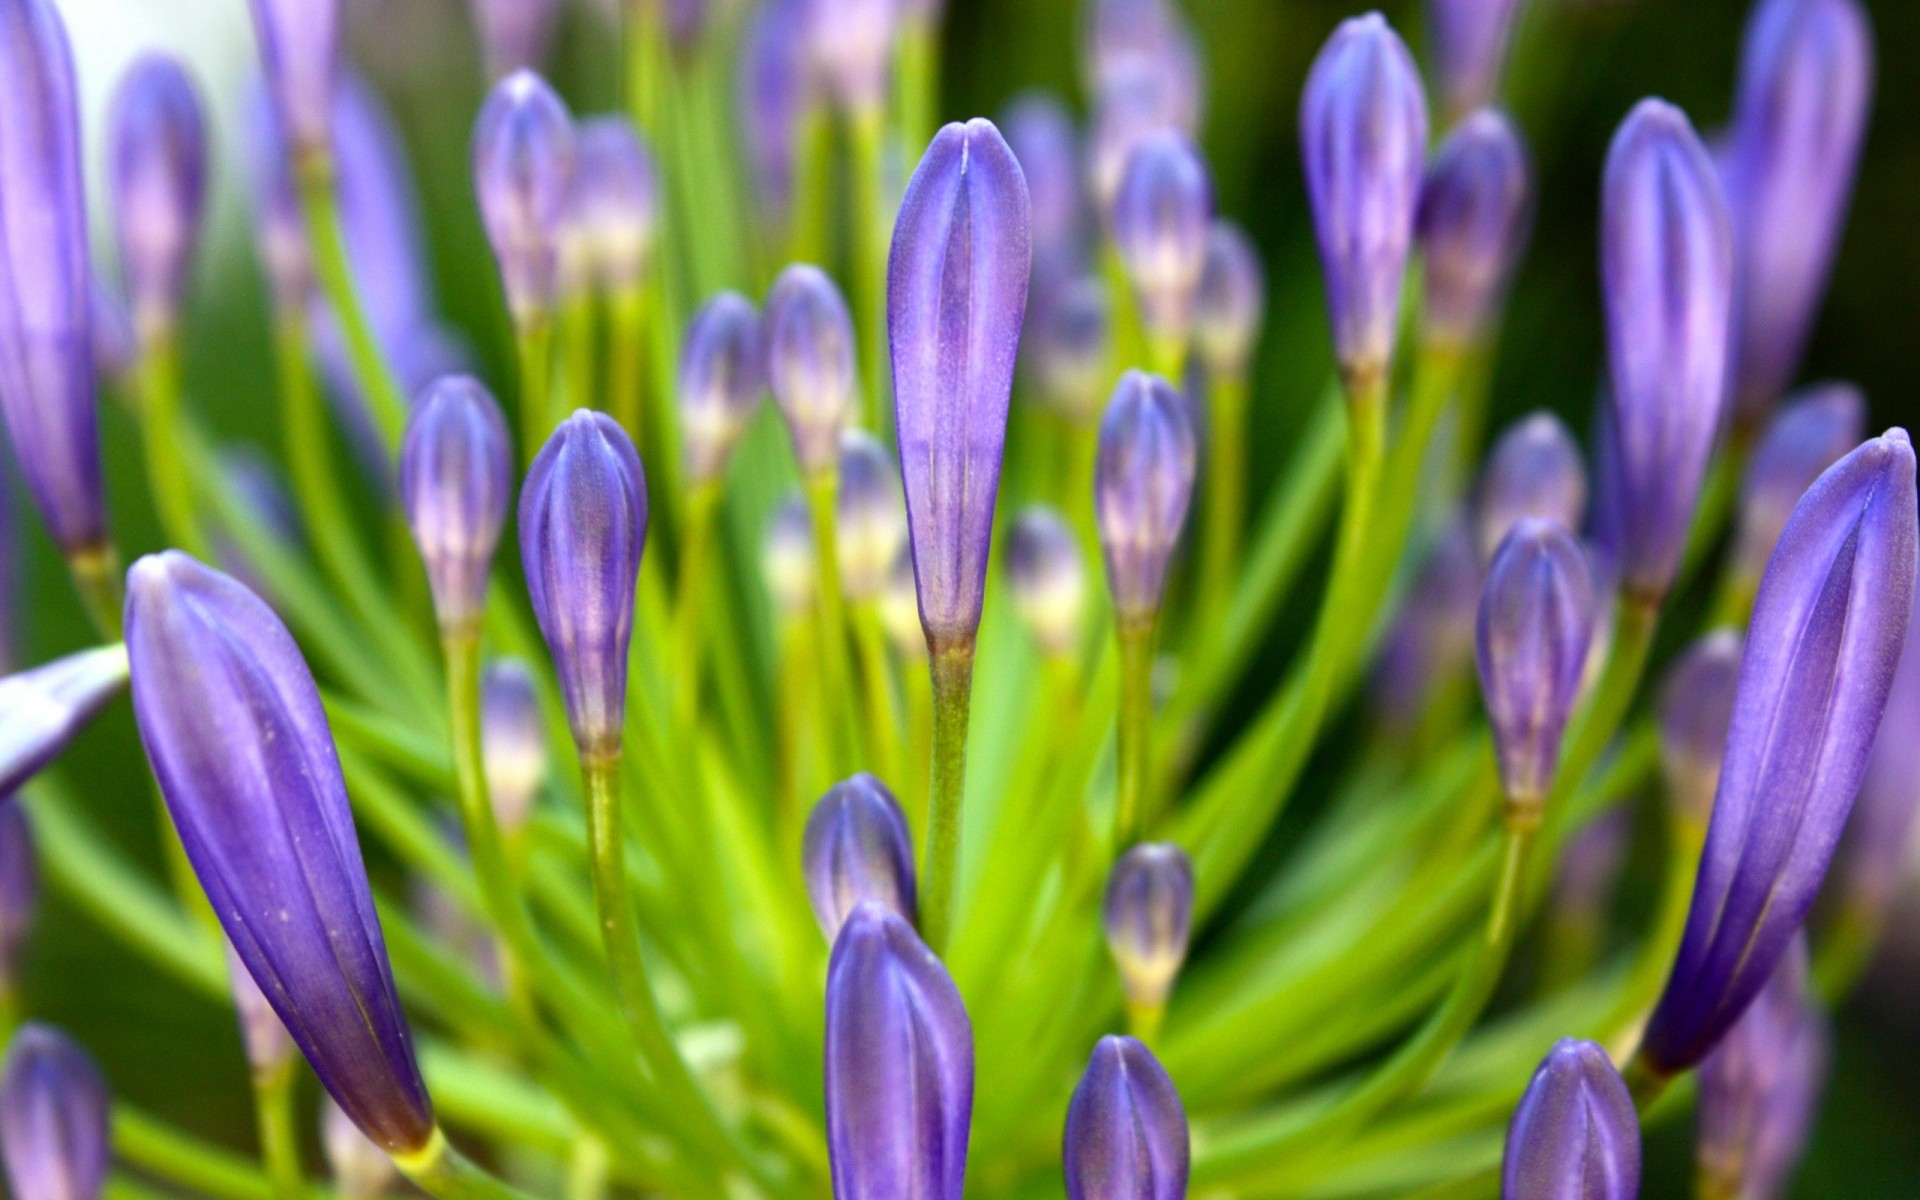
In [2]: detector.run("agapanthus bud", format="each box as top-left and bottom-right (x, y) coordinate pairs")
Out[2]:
(0, 801), (35, 992)
(481, 658), (548, 834)
(1102, 842), (1194, 1012)
(805, 0), (899, 117)
(1087, 67), (1193, 218)
(1028, 277), (1113, 424)
(766, 264), (857, 476)
(469, 0), (563, 79)
(0, 0), (107, 556)
(1475, 519), (1596, 812)
(1429, 0), (1524, 120)
(571, 116), (659, 295)
(1418, 108), (1531, 350)
(1063, 1035), (1189, 1200)
(1641, 430), (1917, 1074)
(1096, 372), (1197, 623)
(226, 940), (296, 1077)
(1111, 134), (1214, 349)
(1299, 12), (1429, 389)
(1655, 631), (1744, 827)
(1475, 413), (1588, 561)
(878, 550), (925, 662)
(1731, 382), (1864, 586)
(1373, 515), (1481, 731)
(0, 645), (131, 797)
(107, 55), (207, 339)
(519, 411), (649, 758)
(765, 493), (816, 620)
(0, 1024), (109, 1200)
(323, 1096), (398, 1200)
(1502, 1039), (1640, 1200)
(400, 376), (513, 633)
(1002, 91), (1085, 287)
(1698, 942), (1827, 1200)
(1599, 99), (1734, 603)
(126, 552), (434, 1152)
(837, 431), (908, 602)
(1006, 506), (1087, 659)
(1724, 0), (1873, 421)
(825, 902), (973, 1200)
(250, 0), (340, 155)
(1191, 221), (1264, 381)
(472, 69), (576, 323)
(738, 0), (810, 229)
(889, 119), (1032, 650)
(678, 291), (765, 487)
(803, 774), (918, 939)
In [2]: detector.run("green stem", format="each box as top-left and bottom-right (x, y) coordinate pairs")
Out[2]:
(394, 1127), (538, 1200)
(805, 468), (857, 771)
(671, 485), (719, 736)
(852, 603), (903, 787)
(789, 106), (832, 269)
(67, 544), (124, 641)
(623, 0), (666, 141)
(850, 109), (889, 431)
(1115, 613), (1157, 847)
(895, 22), (938, 154)
(294, 150), (406, 448)
(1195, 371), (1249, 635)
(922, 642), (977, 953)
(250, 1063), (307, 1200)
(560, 293), (596, 412)
(517, 316), (556, 467)
(606, 287), (651, 453)
(115, 1104), (280, 1200)
(133, 333), (208, 557)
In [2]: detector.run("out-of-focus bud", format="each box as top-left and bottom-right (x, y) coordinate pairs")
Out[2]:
(0, 802), (36, 994)
(1475, 519), (1596, 815)
(765, 266), (856, 476)
(1063, 1035), (1188, 1200)
(1102, 842), (1194, 1015)
(226, 940), (296, 1078)
(0, 645), (131, 797)
(472, 70), (577, 324)
(1081, 0), (1203, 133)
(570, 116), (659, 296)
(469, 0), (564, 79)
(519, 411), (649, 760)
(481, 658), (548, 835)
(1373, 515), (1481, 732)
(825, 902), (972, 1200)
(1006, 507), (1086, 659)
(250, 0), (340, 156)
(1836, 580), (1920, 925)
(244, 88), (311, 313)
(1191, 221), (1264, 382)
(803, 773), (917, 939)
(764, 493), (816, 621)
(1641, 430), (1916, 1075)
(1475, 413), (1587, 561)
(0, 1024), (110, 1200)
(1698, 941), (1827, 1200)
(678, 291), (765, 487)
(323, 1096), (399, 1200)
(1028, 278), (1112, 424)
(805, 0), (899, 118)
(1598, 99), (1734, 604)
(1418, 108), (1531, 352)
(889, 119), (1032, 652)
(1502, 1038), (1640, 1200)
(1002, 91), (1086, 290)
(738, 0), (810, 231)
(1428, 0), (1525, 121)
(837, 431), (908, 602)
(107, 55), (208, 341)
(400, 376), (513, 634)
(1110, 134), (1213, 352)
(1655, 630), (1743, 827)
(1730, 382), (1864, 587)
(1087, 66), (1194, 220)
(878, 549), (924, 661)
(1096, 371), (1197, 624)
(1300, 13), (1428, 392)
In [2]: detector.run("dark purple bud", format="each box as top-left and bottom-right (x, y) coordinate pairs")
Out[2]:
(1502, 1038), (1640, 1200)
(1655, 630), (1744, 827)
(1096, 371), (1197, 622)
(1732, 382), (1865, 585)
(1002, 91), (1085, 286)
(401, 375), (513, 632)
(1300, 12), (1429, 389)
(469, 0), (564, 79)
(1028, 277), (1112, 424)
(0, 0), (106, 557)
(571, 116), (659, 295)
(1111, 133), (1213, 347)
(125, 553), (433, 1152)
(1838, 584), (1920, 919)
(804, 774), (918, 939)
(0, 1024), (109, 1200)
(1102, 842), (1194, 1012)
(107, 55), (207, 339)
(1475, 519), (1596, 811)
(766, 265), (856, 476)
(0, 645), (130, 797)
(1642, 430), (1917, 1074)
(805, 0), (899, 117)
(0, 801), (35, 992)
(1006, 506), (1087, 659)
(1724, 0), (1873, 421)
(226, 939), (296, 1077)
(250, 0), (341, 155)
(1599, 99), (1735, 603)
(472, 70), (576, 323)
(1063, 1035), (1189, 1200)
(1697, 941), (1827, 1200)
(765, 492), (816, 620)
(519, 411), (649, 758)
(1418, 108), (1532, 351)
(825, 902), (972, 1200)
(737, 0), (810, 230)
(837, 430), (908, 602)
(323, 1096), (398, 1200)
(1475, 413), (1588, 562)
(678, 290), (765, 486)
(889, 119), (1032, 650)
(481, 658), (548, 835)
(1192, 221), (1264, 380)
(1429, 0), (1524, 119)
(1373, 515), (1481, 731)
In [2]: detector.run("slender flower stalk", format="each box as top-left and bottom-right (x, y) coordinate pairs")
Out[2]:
(1063, 1035), (1189, 1200)
(0, 1024), (110, 1200)
(227, 942), (305, 1200)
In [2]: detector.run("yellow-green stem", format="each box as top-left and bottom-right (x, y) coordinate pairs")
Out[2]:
(922, 641), (977, 953)
(67, 544), (124, 641)
(250, 1063), (306, 1200)
(852, 604), (903, 787)
(1115, 613), (1158, 847)
(805, 469), (858, 772)
(293, 149), (406, 449)
(517, 316), (556, 468)
(393, 1126), (537, 1200)
(133, 333), (208, 558)
(1196, 371), (1249, 634)
(671, 485), (720, 736)
(606, 287), (651, 454)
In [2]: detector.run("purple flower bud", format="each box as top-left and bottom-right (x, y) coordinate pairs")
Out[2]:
(1732, 382), (1865, 585)
(519, 411), (649, 758)
(889, 119), (1032, 650)
(1475, 519), (1596, 811)
(804, 774), (918, 939)
(481, 658), (548, 835)
(469, 0), (564, 79)
(1429, 0), (1524, 120)
(1698, 941), (1827, 1200)
(738, 0), (811, 230)
(825, 901), (972, 1200)
(0, 801), (36, 992)
(1642, 430), (1917, 1074)
(250, 0), (341, 155)
(1300, 13), (1429, 389)
(1111, 133), (1213, 347)
(1724, 0), (1873, 421)
(1002, 92), (1085, 289)
(1475, 413), (1588, 562)
(1192, 221), (1265, 380)
(0, 0), (106, 556)
(473, 70), (577, 323)
(107, 55), (208, 339)
(125, 553), (432, 1151)
(1373, 515), (1481, 731)
(401, 375), (513, 633)
(805, 0), (899, 117)
(1418, 108), (1532, 350)
(1006, 506), (1087, 659)
(1102, 842), (1194, 1012)
(1028, 277), (1112, 424)
(838, 430), (908, 602)
(226, 940), (296, 1077)
(766, 265), (857, 476)
(1599, 99), (1735, 603)
(1096, 371), (1197, 622)
(678, 291), (765, 487)
(0, 645), (130, 797)
(0, 1024), (109, 1200)
(1087, 66), (1194, 219)
(1655, 631), (1744, 827)
(764, 492), (816, 619)
(571, 116), (659, 295)
(1502, 1038), (1640, 1200)
(323, 1096), (398, 1200)
(1063, 1035), (1189, 1200)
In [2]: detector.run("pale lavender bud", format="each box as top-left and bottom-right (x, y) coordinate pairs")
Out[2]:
(473, 70), (577, 323)
(1063, 1035), (1189, 1200)
(837, 430), (908, 602)
(481, 658), (548, 834)
(0, 1024), (109, 1200)
(1102, 842), (1193, 1012)
(803, 773), (917, 939)
(0, 646), (130, 797)
(1110, 134), (1213, 349)
(1191, 221), (1264, 380)
(766, 265), (856, 476)
(1475, 413), (1588, 561)
(1418, 108), (1531, 350)
(1731, 382), (1864, 585)
(805, 0), (898, 117)
(1656, 631), (1744, 827)
(1429, 0), (1525, 120)
(107, 55), (208, 339)
(250, 0), (341, 155)
(1081, 0), (1203, 132)
(1006, 506), (1086, 659)
(571, 116), (659, 294)
(1028, 277), (1112, 424)
(1096, 371), (1197, 622)
(1697, 941), (1827, 1200)
(678, 291), (765, 486)
(469, 0), (564, 79)
(226, 940), (296, 1077)
(400, 376), (513, 632)
(765, 493), (816, 620)
(0, 802), (35, 992)
(322, 1096), (398, 1200)
(1502, 1039), (1640, 1200)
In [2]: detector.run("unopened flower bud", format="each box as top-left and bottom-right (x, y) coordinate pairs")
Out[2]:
(764, 494), (816, 621)
(1029, 278), (1113, 424)
(1096, 372), (1197, 623)
(766, 265), (857, 476)
(1191, 221), (1264, 381)
(1418, 108), (1531, 351)
(0, 1023), (110, 1200)
(107, 54), (208, 340)
(0, 645), (131, 797)
(1102, 842), (1193, 1012)
(1063, 1035), (1188, 1200)
(678, 291), (765, 486)
(400, 375), (513, 633)
(1111, 133), (1213, 349)
(571, 116), (658, 295)
(803, 774), (917, 939)
(1731, 382), (1864, 586)
(472, 69), (576, 324)
(226, 940), (296, 1078)
(1006, 507), (1086, 659)
(1502, 1039), (1640, 1200)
